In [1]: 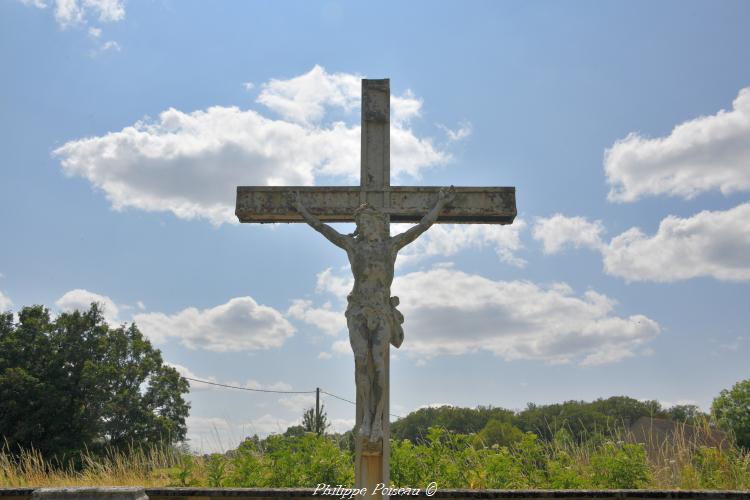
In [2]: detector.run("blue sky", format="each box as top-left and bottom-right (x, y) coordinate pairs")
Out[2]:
(2, 0), (749, 452)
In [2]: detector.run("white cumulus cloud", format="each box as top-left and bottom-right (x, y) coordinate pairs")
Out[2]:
(134, 297), (294, 352)
(296, 266), (658, 365)
(315, 267), (353, 298)
(55, 288), (120, 324)
(20, 0), (124, 28)
(534, 204), (750, 282)
(167, 362), (294, 393)
(53, 0), (124, 27)
(394, 220), (527, 267)
(605, 87), (750, 203)
(533, 214), (605, 254)
(166, 363), (219, 391)
(257, 65), (360, 126)
(603, 203), (750, 282)
(54, 66), (451, 225)
(20, 0), (125, 55)
(392, 267), (660, 365)
(287, 299), (346, 337)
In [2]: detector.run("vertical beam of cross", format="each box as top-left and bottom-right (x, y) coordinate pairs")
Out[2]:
(356, 79), (390, 498)
(361, 79), (390, 211)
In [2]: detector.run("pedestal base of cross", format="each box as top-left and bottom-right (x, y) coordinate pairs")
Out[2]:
(236, 79), (516, 498)
(357, 351), (390, 496)
(360, 435), (386, 496)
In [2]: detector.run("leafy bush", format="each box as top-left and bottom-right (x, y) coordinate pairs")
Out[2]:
(591, 441), (650, 488)
(205, 454), (226, 487)
(473, 420), (524, 449)
(546, 450), (589, 489)
(225, 440), (264, 486)
(692, 446), (734, 489)
(482, 447), (528, 488)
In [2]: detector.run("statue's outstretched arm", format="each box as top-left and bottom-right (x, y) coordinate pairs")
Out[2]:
(289, 192), (352, 250)
(392, 186), (455, 251)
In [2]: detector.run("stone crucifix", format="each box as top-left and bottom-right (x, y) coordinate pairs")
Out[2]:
(236, 79), (516, 495)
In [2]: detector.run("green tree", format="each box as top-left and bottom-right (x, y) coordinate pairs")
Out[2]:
(391, 405), (516, 442)
(712, 379), (750, 449)
(284, 425), (307, 438)
(517, 396), (665, 442)
(517, 400), (609, 442)
(473, 419), (524, 448)
(666, 404), (707, 423)
(302, 404), (329, 435)
(590, 396), (664, 425)
(0, 304), (190, 462)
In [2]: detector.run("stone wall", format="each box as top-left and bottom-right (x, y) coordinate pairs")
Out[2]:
(1, 489), (749, 500)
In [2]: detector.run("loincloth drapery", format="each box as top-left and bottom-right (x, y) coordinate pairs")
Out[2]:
(345, 294), (404, 349)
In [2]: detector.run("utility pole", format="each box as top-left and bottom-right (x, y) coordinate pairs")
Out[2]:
(315, 387), (321, 435)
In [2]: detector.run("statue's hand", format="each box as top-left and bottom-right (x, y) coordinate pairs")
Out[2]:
(439, 185), (456, 205)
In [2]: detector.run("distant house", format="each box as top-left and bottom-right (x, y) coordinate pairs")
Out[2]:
(627, 417), (730, 454)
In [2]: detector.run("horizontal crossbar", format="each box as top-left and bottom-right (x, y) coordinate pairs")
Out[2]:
(235, 186), (516, 224)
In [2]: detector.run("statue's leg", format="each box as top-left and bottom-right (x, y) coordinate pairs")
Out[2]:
(369, 322), (389, 441)
(349, 312), (372, 438)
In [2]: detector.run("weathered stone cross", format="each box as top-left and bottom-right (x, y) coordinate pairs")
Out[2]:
(236, 79), (516, 496)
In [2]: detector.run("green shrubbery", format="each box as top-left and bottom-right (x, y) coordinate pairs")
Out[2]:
(170, 434), (354, 488)
(159, 426), (748, 490)
(590, 441), (650, 488)
(2, 426), (750, 489)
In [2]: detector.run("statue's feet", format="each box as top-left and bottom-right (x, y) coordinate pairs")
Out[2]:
(370, 422), (383, 442)
(360, 417), (371, 439)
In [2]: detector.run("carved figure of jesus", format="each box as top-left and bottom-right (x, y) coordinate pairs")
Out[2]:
(291, 186), (456, 443)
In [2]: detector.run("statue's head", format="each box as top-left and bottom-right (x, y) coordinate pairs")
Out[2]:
(353, 203), (387, 241)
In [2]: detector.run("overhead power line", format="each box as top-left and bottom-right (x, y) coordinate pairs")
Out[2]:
(320, 389), (355, 406)
(183, 376), (315, 394)
(184, 376), (402, 419)
(321, 389), (401, 419)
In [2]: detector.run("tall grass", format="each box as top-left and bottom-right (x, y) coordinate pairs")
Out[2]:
(625, 418), (750, 489)
(0, 444), (181, 487)
(1, 424), (749, 489)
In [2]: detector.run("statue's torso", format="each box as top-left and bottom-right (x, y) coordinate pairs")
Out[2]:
(346, 238), (395, 306)
(345, 237), (404, 350)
